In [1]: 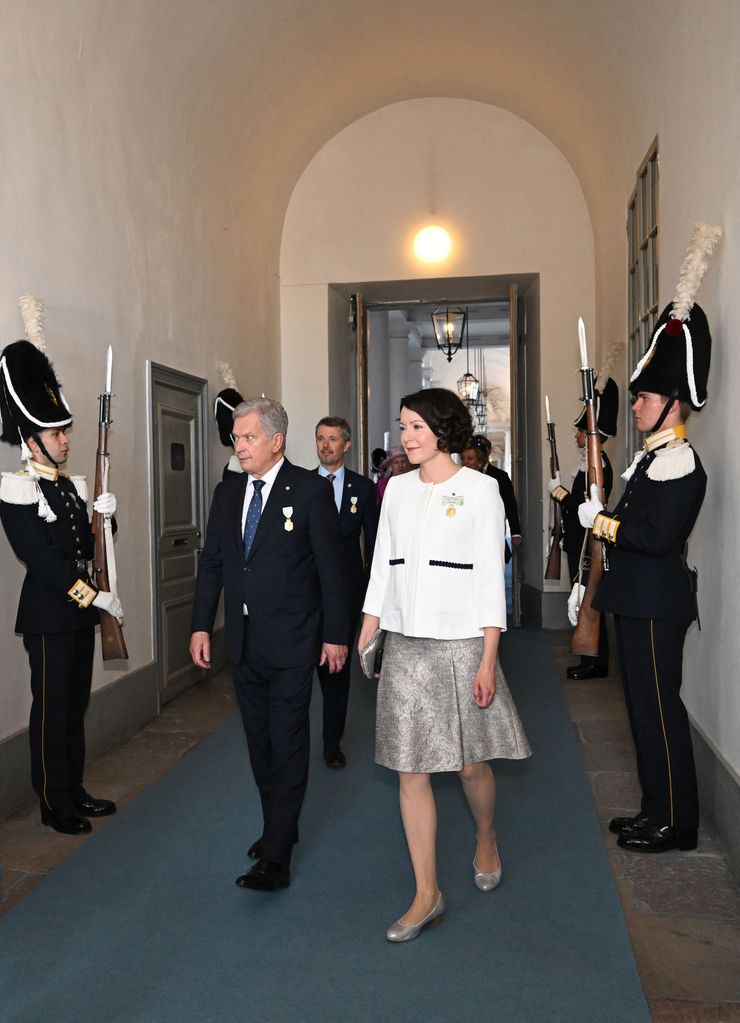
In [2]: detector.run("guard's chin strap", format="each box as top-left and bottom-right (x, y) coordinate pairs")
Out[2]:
(648, 389), (680, 434)
(30, 431), (59, 469)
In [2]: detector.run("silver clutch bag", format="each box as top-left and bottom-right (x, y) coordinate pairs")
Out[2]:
(359, 628), (386, 678)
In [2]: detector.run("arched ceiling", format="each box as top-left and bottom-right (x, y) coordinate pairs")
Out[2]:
(69, 0), (645, 260)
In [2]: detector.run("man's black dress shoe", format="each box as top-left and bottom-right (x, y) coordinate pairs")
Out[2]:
(236, 859), (290, 891)
(324, 744), (346, 768)
(73, 792), (117, 817)
(41, 806), (92, 836)
(609, 812), (649, 835)
(247, 839), (264, 860)
(566, 663), (608, 680)
(617, 824), (698, 853)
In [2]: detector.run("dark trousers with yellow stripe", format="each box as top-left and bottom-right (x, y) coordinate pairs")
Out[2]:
(23, 630), (95, 813)
(615, 616), (699, 830)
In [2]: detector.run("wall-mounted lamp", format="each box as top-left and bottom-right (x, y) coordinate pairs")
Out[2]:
(413, 225), (452, 263)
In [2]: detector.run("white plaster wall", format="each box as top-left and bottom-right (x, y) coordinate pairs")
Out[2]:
(0, 5), (279, 741)
(280, 98), (596, 535)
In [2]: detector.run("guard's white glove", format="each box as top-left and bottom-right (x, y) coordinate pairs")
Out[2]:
(93, 492), (117, 517)
(93, 590), (124, 622)
(567, 582), (585, 627)
(547, 473), (562, 495)
(577, 483), (603, 529)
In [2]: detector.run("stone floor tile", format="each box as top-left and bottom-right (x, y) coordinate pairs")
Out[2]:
(124, 728), (210, 758)
(576, 719), (634, 744)
(628, 913), (740, 1003)
(562, 685), (630, 722)
(588, 770), (642, 814)
(650, 1002), (740, 1022)
(611, 849), (740, 920)
(578, 738), (638, 772)
(0, 820), (90, 873)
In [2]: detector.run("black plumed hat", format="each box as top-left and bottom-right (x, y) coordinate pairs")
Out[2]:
(0, 339), (73, 446)
(214, 387), (243, 447)
(629, 302), (711, 409)
(575, 375), (619, 438)
(630, 223), (721, 410)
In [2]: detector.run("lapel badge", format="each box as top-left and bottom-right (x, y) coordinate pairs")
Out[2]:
(282, 506), (294, 532)
(350, 496), (358, 514)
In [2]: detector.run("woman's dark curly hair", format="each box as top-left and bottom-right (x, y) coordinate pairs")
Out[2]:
(400, 388), (474, 454)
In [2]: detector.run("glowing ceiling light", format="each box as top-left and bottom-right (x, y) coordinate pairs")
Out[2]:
(413, 225), (452, 263)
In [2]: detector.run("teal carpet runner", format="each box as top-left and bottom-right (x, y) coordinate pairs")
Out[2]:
(0, 629), (649, 1022)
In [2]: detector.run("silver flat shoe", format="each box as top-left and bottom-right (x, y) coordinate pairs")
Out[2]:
(473, 849), (502, 891)
(386, 892), (445, 942)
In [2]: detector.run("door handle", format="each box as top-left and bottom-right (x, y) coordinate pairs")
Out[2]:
(172, 537), (189, 547)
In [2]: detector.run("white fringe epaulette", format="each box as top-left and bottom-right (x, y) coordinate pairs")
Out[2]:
(646, 441), (695, 482)
(63, 473), (88, 502)
(0, 471), (57, 521)
(226, 454), (243, 474)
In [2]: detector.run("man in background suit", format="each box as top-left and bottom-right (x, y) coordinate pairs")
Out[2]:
(190, 398), (349, 891)
(314, 417), (378, 767)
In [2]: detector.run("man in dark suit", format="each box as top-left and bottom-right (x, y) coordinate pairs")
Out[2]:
(190, 397), (349, 891)
(314, 416), (378, 767)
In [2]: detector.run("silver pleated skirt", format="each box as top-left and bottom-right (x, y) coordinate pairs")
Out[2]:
(375, 632), (532, 773)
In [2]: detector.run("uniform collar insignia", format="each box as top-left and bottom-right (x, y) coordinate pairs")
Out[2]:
(644, 425), (687, 453)
(27, 459), (58, 482)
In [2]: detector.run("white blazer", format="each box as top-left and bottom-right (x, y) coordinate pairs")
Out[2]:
(363, 466), (507, 639)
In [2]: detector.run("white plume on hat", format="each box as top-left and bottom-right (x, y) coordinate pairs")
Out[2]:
(18, 294), (46, 352)
(216, 360), (239, 391)
(671, 222), (722, 323)
(595, 340), (622, 393)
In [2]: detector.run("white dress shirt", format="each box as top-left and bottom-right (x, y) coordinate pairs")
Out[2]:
(317, 463), (344, 512)
(241, 456), (284, 613)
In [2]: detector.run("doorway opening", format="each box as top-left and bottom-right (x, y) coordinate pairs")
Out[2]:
(328, 274), (540, 625)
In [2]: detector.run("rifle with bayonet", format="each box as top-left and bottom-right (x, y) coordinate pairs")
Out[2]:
(544, 396), (562, 580)
(571, 320), (605, 658)
(92, 347), (128, 661)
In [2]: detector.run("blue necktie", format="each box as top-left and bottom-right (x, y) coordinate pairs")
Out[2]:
(243, 479), (265, 561)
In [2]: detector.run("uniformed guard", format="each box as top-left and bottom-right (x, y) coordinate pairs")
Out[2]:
(0, 297), (123, 836)
(578, 223), (721, 853)
(214, 361), (244, 479)
(549, 360), (619, 679)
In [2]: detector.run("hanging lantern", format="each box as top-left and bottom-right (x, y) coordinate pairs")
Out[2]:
(431, 307), (466, 362)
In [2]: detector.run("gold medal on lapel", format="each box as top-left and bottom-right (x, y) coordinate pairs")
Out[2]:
(350, 496), (358, 514)
(446, 506), (456, 518)
(282, 506), (294, 532)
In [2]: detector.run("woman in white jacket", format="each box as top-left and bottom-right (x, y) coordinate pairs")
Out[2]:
(359, 388), (530, 942)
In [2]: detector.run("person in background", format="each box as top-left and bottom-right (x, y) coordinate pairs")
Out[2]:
(548, 376), (617, 680)
(214, 381), (244, 480)
(359, 388), (530, 943)
(314, 416), (378, 767)
(461, 436), (522, 559)
(375, 444), (412, 507)
(370, 447), (386, 484)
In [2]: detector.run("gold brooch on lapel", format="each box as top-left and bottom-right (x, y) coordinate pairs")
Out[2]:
(350, 496), (358, 514)
(442, 494), (463, 519)
(282, 506), (294, 532)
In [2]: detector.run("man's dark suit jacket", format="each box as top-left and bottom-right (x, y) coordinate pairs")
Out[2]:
(317, 467), (378, 619)
(191, 458), (349, 668)
(485, 465), (522, 536)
